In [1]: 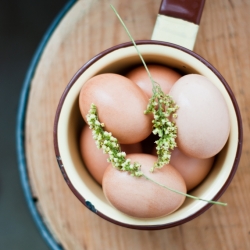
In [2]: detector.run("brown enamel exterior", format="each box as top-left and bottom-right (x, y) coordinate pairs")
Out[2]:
(159, 0), (206, 24)
(53, 40), (243, 230)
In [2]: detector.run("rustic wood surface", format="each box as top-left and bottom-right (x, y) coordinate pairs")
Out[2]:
(25, 0), (250, 249)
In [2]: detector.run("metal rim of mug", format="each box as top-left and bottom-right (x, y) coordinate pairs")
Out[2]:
(54, 40), (243, 230)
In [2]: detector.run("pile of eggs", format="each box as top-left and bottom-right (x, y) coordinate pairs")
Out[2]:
(78, 64), (230, 219)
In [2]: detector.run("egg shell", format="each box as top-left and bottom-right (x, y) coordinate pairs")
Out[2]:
(79, 73), (152, 144)
(102, 153), (186, 218)
(170, 148), (214, 191)
(151, 147), (214, 191)
(79, 126), (142, 185)
(169, 74), (230, 159)
(126, 64), (181, 97)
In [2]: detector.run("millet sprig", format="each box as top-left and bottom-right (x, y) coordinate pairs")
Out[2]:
(87, 103), (143, 177)
(111, 4), (178, 171)
(145, 89), (179, 171)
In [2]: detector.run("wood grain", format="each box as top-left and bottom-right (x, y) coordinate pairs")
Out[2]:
(25, 0), (250, 249)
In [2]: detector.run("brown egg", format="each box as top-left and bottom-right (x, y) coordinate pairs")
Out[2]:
(102, 154), (186, 218)
(126, 64), (181, 97)
(169, 148), (214, 191)
(151, 147), (214, 191)
(79, 126), (142, 185)
(79, 73), (152, 144)
(169, 74), (230, 159)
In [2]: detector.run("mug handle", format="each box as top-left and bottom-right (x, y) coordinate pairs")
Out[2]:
(151, 0), (206, 51)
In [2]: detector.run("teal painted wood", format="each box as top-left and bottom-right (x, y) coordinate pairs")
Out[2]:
(16, 1), (77, 249)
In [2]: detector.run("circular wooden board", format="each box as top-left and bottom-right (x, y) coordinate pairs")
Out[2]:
(21, 0), (250, 249)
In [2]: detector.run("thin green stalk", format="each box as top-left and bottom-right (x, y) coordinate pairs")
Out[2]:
(110, 5), (156, 90)
(142, 174), (227, 206)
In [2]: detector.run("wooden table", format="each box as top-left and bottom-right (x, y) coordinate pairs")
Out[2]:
(23, 0), (250, 249)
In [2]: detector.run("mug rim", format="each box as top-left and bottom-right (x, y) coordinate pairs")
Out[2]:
(53, 40), (243, 229)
